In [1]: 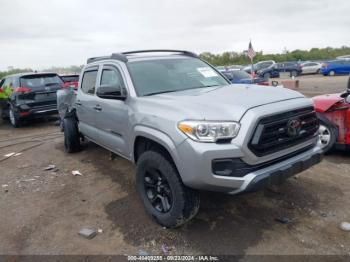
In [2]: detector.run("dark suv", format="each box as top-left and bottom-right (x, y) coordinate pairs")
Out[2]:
(257, 62), (302, 79)
(0, 72), (63, 127)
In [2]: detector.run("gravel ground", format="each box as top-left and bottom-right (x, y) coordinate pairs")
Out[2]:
(0, 75), (350, 257)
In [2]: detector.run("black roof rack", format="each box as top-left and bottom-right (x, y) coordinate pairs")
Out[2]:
(87, 49), (198, 64)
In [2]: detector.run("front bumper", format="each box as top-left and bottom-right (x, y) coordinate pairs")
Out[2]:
(176, 139), (322, 194)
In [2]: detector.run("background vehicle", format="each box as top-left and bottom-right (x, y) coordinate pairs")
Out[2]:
(0, 72), (62, 127)
(300, 62), (322, 75)
(321, 60), (350, 76)
(243, 60), (275, 74)
(336, 55), (350, 61)
(257, 62), (302, 79)
(63, 50), (322, 228)
(219, 69), (269, 85)
(60, 74), (79, 89)
(313, 77), (350, 152)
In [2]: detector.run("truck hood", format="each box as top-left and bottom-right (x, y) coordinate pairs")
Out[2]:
(139, 84), (305, 121)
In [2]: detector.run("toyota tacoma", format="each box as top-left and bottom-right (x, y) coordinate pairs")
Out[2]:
(62, 50), (323, 227)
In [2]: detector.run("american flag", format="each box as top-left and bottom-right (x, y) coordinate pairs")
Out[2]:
(247, 41), (256, 61)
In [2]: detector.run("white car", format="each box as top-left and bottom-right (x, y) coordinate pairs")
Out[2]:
(300, 62), (322, 74)
(336, 55), (350, 61)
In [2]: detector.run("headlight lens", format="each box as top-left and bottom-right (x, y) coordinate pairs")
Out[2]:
(178, 121), (240, 142)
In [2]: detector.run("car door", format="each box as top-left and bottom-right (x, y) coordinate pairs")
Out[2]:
(308, 63), (319, 74)
(76, 66), (100, 141)
(94, 64), (130, 156)
(345, 61), (350, 74)
(302, 63), (312, 74)
(336, 61), (346, 74)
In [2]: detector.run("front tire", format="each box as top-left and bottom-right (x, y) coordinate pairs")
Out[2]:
(136, 151), (200, 228)
(317, 115), (338, 153)
(63, 117), (80, 153)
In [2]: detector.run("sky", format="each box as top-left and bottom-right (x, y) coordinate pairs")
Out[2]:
(0, 0), (349, 70)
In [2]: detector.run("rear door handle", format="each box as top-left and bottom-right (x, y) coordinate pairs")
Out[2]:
(94, 105), (102, 111)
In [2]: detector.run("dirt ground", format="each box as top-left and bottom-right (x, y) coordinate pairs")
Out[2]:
(0, 75), (350, 257)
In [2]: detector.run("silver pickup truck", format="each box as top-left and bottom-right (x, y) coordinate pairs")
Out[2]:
(61, 50), (323, 228)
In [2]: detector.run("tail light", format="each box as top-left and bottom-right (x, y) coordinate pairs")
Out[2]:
(63, 81), (78, 89)
(14, 87), (32, 94)
(0, 88), (4, 93)
(257, 82), (270, 86)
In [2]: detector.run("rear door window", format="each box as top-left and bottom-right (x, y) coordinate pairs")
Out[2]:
(3, 77), (13, 88)
(81, 70), (98, 95)
(100, 68), (124, 87)
(20, 74), (63, 90)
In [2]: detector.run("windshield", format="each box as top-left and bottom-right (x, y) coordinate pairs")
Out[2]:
(20, 74), (63, 89)
(128, 58), (229, 96)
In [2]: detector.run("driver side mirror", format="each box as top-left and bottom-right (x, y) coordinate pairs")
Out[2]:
(96, 84), (126, 100)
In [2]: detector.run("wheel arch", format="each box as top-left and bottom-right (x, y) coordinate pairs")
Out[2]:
(317, 112), (340, 145)
(132, 125), (182, 172)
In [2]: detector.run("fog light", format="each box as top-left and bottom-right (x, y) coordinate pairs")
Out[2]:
(212, 159), (234, 176)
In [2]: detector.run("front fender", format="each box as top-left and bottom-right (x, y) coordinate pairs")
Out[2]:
(131, 125), (184, 170)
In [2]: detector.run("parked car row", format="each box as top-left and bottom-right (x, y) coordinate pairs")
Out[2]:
(217, 68), (269, 85)
(226, 58), (350, 79)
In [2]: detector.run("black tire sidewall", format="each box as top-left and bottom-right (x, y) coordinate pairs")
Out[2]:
(63, 118), (80, 153)
(136, 151), (197, 228)
(9, 106), (20, 128)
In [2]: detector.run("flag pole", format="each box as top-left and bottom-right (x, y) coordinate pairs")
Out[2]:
(251, 57), (254, 82)
(249, 39), (254, 83)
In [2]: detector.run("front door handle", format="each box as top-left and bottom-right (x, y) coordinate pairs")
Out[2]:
(94, 105), (102, 111)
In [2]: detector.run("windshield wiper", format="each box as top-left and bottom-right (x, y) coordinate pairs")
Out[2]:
(143, 90), (180, 96)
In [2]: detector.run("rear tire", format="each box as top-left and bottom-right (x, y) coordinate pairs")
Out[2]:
(63, 117), (80, 153)
(136, 151), (200, 228)
(290, 70), (298, 77)
(317, 115), (338, 153)
(9, 106), (21, 128)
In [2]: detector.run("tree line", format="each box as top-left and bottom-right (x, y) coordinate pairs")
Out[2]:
(199, 46), (350, 66)
(1, 46), (349, 78)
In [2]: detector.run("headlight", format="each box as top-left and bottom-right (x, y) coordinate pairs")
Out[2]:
(178, 120), (240, 142)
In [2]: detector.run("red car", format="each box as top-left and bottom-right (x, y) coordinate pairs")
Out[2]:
(312, 77), (350, 152)
(60, 74), (79, 89)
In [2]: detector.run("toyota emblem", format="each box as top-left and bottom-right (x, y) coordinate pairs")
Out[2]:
(287, 119), (301, 137)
